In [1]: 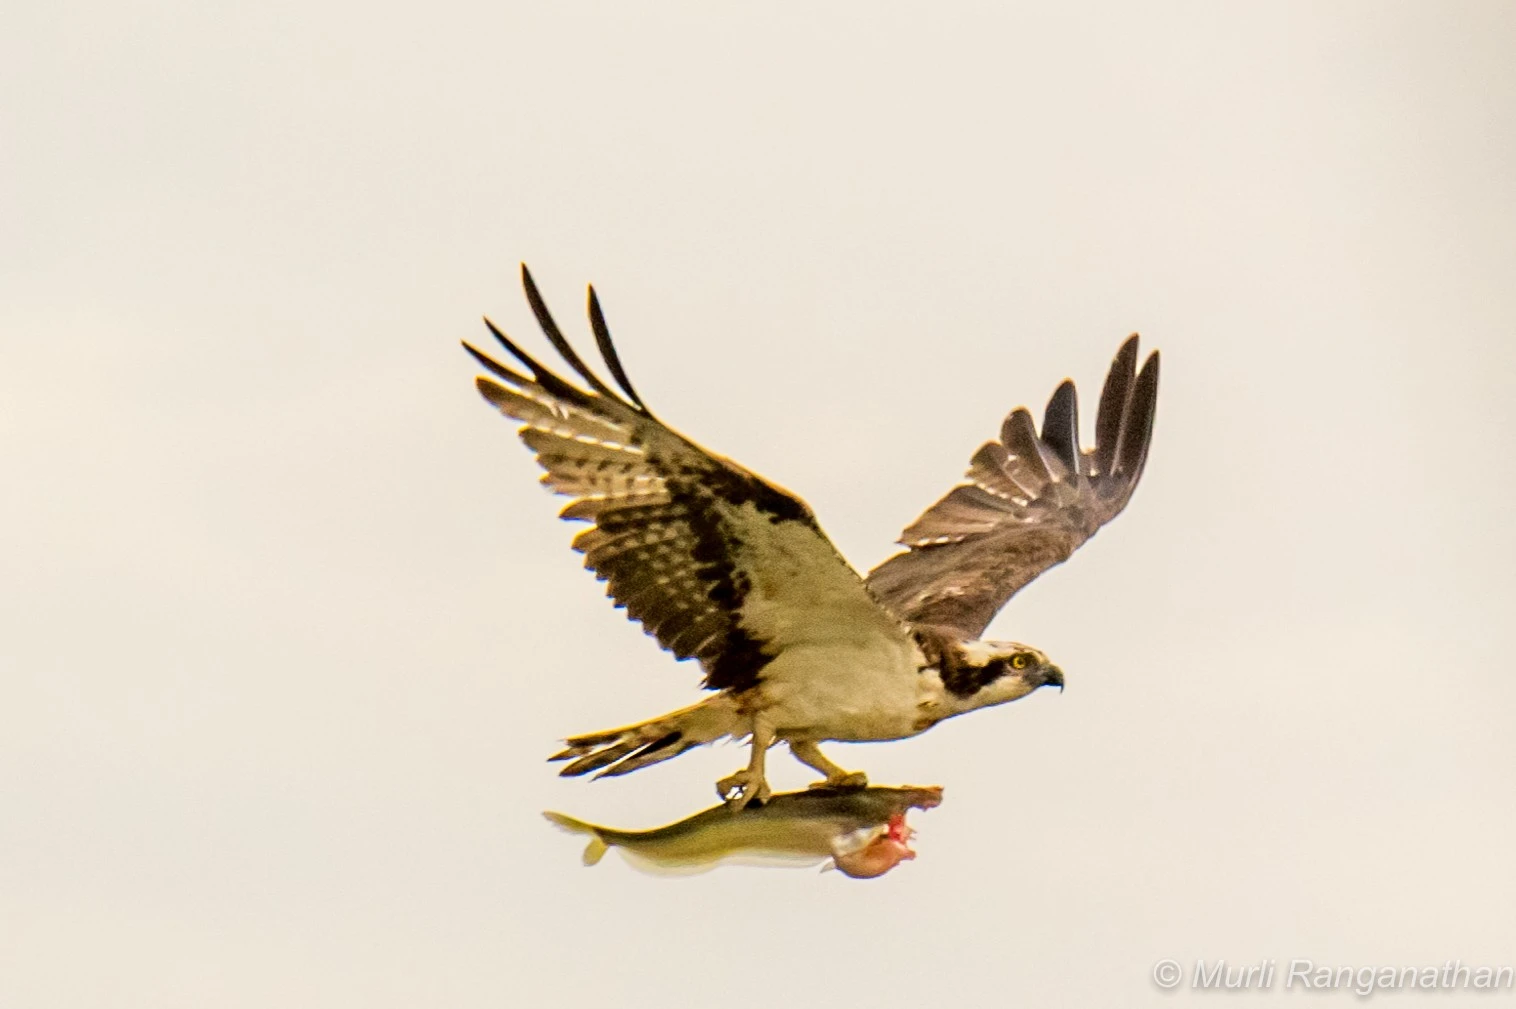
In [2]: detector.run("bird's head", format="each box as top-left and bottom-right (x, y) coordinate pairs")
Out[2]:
(943, 640), (1064, 707)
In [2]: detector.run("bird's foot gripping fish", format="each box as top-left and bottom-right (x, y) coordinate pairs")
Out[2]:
(544, 785), (942, 879)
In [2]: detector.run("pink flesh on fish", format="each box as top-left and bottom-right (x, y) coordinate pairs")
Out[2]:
(832, 813), (917, 879)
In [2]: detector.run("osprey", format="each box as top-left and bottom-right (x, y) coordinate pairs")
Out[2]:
(466, 266), (1159, 809)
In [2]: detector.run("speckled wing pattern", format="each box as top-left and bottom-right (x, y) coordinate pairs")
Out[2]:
(865, 336), (1160, 640)
(466, 266), (897, 695)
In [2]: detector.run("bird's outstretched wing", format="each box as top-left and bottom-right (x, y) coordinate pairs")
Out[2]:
(865, 336), (1159, 640)
(466, 266), (905, 694)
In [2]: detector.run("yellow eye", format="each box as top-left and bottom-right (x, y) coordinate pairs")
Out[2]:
(1010, 653), (1030, 670)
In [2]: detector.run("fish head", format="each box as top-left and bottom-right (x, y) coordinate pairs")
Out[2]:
(897, 785), (943, 812)
(832, 812), (920, 879)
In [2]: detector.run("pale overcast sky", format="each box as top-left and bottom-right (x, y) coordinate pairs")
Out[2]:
(4, 2), (1515, 1006)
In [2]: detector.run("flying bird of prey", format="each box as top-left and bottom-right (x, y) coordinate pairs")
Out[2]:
(466, 266), (1159, 809)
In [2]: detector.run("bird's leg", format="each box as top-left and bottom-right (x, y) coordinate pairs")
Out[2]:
(716, 716), (774, 811)
(790, 740), (868, 790)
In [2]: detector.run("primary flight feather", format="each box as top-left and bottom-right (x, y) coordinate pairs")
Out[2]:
(467, 266), (1159, 808)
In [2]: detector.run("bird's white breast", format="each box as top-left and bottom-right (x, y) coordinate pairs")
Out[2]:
(716, 500), (938, 741)
(757, 636), (937, 742)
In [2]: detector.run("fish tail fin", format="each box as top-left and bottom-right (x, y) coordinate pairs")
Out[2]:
(548, 695), (740, 780)
(543, 811), (611, 866)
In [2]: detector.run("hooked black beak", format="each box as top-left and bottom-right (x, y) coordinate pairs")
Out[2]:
(1044, 666), (1065, 693)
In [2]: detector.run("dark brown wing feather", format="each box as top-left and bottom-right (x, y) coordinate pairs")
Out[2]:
(466, 266), (895, 693)
(865, 336), (1159, 639)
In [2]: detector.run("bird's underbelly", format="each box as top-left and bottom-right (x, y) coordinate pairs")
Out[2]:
(756, 641), (933, 743)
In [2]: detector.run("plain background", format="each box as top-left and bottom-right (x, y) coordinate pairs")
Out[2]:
(4, 2), (1514, 1006)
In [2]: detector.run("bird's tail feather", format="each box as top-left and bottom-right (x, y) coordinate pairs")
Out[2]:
(549, 695), (741, 779)
(542, 811), (610, 866)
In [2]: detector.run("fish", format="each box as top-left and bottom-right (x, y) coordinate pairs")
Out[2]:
(543, 785), (942, 878)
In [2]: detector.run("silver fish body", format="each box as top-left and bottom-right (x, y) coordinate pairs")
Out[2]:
(544, 785), (942, 877)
